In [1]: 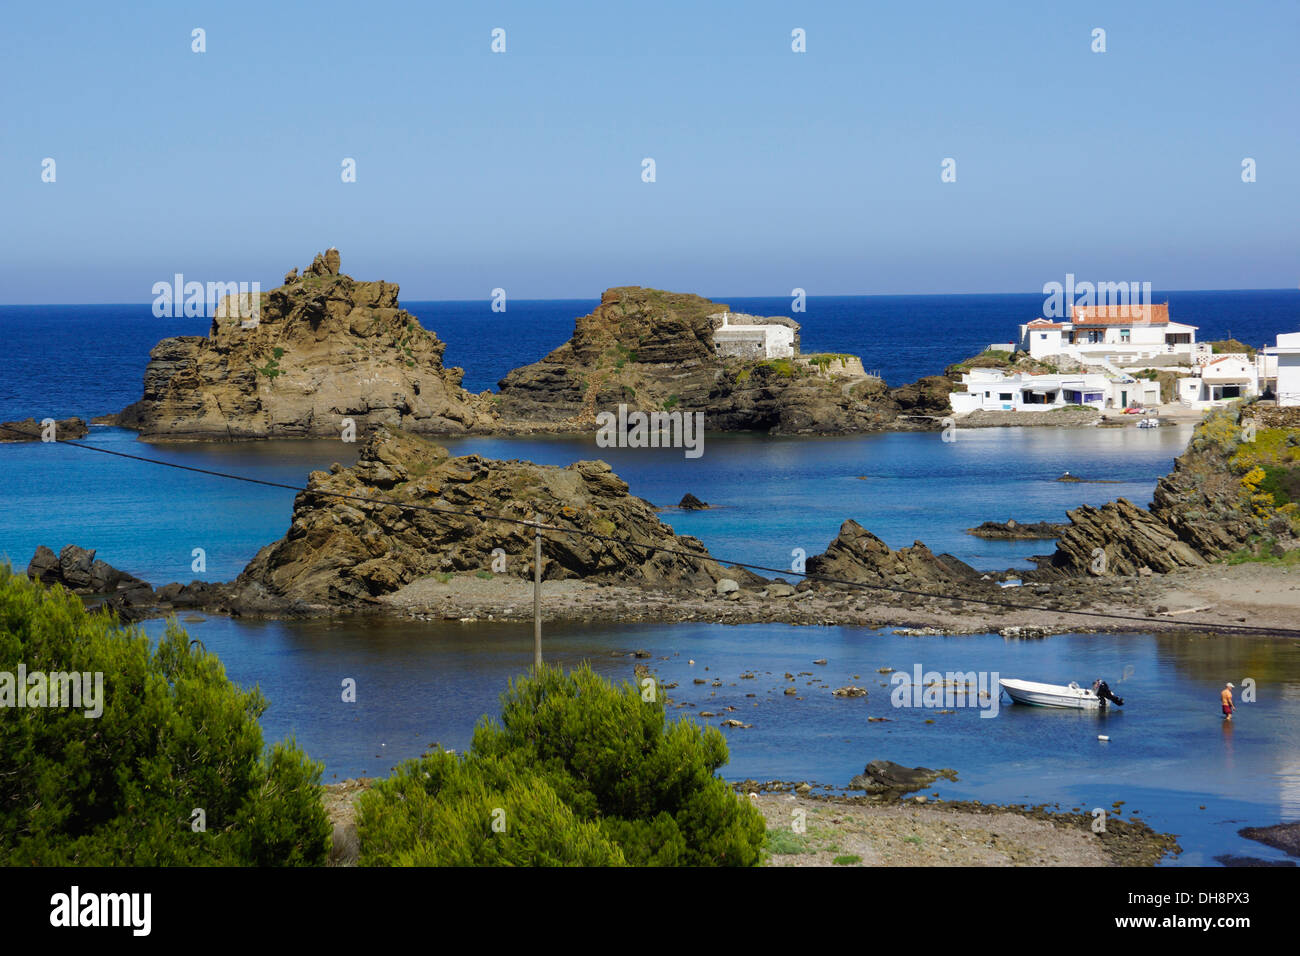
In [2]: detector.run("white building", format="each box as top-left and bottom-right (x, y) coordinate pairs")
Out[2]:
(1265, 332), (1300, 407)
(1019, 303), (1198, 362)
(710, 312), (797, 360)
(1177, 354), (1260, 407)
(950, 368), (1158, 415)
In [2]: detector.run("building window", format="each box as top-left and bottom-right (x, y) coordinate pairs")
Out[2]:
(999, 393), (1013, 401)
(1120, 329), (1130, 343)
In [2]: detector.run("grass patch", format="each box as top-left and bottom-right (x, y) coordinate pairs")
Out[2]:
(832, 854), (862, 865)
(765, 829), (815, 855)
(1223, 545), (1300, 567)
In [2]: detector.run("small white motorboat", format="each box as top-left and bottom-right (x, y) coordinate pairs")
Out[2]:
(1137, 417), (1160, 429)
(999, 678), (1124, 710)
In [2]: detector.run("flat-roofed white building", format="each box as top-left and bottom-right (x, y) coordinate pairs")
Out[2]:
(951, 367), (1161, 415)
(1177, 354), (1260, 406)
(710, 312), (798, 359)
(1265, 332), (1300, 407)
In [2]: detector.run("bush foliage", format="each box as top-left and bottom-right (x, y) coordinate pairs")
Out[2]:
(0, 568), (330, 866)
(357, 663), (766, 866)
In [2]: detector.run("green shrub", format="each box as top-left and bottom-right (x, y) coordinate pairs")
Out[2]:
(357, 663), (765, 866)
(1257, 465), (1300, 507)
(356, 751), (624, 866)
(0, 568), (330, 866)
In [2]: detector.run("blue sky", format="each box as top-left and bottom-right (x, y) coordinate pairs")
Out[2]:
(2, 0), (1297, 302)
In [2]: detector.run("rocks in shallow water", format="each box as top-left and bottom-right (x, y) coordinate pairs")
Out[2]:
(966, 518), (1066, 540)
(832, 685), (867, 698)
(0, 417), (89, 442)
(27, 545), (150, 596)
(678, 493), (709, 510)
(998, 625), (1052, 639)
(1239, 822), (1300, 858)
(847, 760), (956, 796)
(806, 519), (983, 589)
(1213, 854), (1295, 867)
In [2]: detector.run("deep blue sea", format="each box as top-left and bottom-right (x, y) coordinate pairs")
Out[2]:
(1, 290), (1297, 421)
(3, 290), (1300, 865)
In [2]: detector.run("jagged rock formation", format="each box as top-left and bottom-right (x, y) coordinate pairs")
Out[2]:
(114, 250), (495, 440)
(496, 287), (909, 434)
(1048, 499), (1207, 575)
(235, 427), (731, 609)
(1038, 405), (1299, 576)
(805, 519), (983, 588)
(0, 418), (89, 442)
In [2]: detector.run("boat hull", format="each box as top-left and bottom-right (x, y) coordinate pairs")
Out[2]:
(999, 678), (1109, 710)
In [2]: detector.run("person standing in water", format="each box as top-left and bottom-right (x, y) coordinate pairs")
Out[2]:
(1221, 682), (1235, 721)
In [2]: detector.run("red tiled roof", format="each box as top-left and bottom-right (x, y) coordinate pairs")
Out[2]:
(1071, 303), (1170, 326)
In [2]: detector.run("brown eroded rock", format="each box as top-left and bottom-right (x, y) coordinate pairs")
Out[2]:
(234, 427), (732, 609)
(805, 519), (982, 588)
(113, 250), (495, 440)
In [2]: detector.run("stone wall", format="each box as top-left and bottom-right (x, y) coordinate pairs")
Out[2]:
(1257, 405), (1300, 428)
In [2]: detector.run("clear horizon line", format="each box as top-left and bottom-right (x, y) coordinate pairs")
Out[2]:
(2, 286), (1297, 309)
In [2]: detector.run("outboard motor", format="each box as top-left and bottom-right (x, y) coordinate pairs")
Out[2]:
(1092, 679), (1124, 707)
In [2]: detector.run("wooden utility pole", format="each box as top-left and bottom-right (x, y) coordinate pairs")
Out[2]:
(533, 527), (543, 667)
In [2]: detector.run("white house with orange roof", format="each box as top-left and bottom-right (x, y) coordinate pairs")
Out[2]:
(1018, 303), (1200, 362)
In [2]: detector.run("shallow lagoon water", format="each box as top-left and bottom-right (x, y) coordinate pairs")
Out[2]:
(149, 614), (1300, 867)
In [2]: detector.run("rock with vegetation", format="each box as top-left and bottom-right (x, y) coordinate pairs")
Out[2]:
(0, 568), (330, 865)
(114, 249), (495, 440)
(235, 426), (731, 610)
(495, 287), (907, 434)
(1038, 404), (1300, 576)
